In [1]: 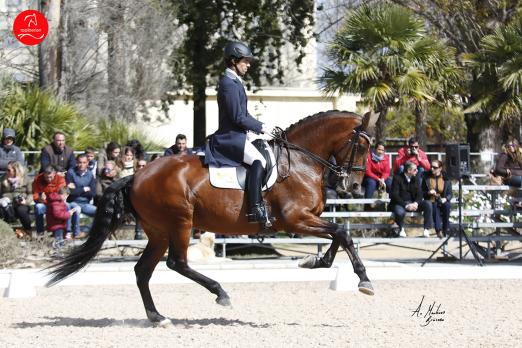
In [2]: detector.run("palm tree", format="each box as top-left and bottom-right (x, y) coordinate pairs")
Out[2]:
(320, 3), (461, 146)
(464, 15), (522, 138)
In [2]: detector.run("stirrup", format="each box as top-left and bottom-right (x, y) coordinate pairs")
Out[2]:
(247, 203), (274, 228)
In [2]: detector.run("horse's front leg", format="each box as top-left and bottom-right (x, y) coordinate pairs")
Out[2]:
(293, 218), (374, 295)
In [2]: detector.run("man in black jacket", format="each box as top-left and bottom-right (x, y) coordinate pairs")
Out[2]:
(390, 161), (433, 237)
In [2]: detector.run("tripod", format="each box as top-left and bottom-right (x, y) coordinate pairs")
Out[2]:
(422, 175), (483, 266)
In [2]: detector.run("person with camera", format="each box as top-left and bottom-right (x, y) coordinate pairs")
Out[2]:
(0, 161), (33, 239)
(389, 161), (433, 237)
(394, 137), (430, 175)
(421, 159), (452, 238)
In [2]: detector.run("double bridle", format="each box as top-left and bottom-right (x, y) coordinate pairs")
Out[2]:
(271, 126), (371, 178)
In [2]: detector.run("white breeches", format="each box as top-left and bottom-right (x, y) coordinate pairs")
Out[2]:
(243, 133), (266, 168)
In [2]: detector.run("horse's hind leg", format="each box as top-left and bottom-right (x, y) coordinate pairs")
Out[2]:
(134, 237), (169, 325)
(166, 240), (231, 306)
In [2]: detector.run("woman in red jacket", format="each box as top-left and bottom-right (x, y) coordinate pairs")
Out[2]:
(46, 188), (80, 246)
(363, 142), (392, 198)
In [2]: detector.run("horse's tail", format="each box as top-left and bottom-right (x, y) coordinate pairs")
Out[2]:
(46, 175), (135, 286)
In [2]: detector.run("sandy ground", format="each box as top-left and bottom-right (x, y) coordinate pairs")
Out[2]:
(0, 279), (521, 348)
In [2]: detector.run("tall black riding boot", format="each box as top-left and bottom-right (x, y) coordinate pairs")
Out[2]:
(246, 160), (272, 227)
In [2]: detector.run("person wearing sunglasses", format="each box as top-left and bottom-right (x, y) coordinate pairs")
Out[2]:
(394, 136), (431, 176)
(421, 159), (452, 238)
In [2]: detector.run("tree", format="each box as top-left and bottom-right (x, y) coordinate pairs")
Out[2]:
(319, 3), (461, 146)
(171, 0), (315, 146)
(463, 14), (522, 139)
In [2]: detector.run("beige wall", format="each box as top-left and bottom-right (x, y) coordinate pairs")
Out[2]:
(136, 88), (360, 148)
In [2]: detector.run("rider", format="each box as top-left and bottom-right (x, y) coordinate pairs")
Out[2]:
(204, 41), (275, 227)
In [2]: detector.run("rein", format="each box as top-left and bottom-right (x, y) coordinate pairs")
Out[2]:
(271, 126), (370, 178)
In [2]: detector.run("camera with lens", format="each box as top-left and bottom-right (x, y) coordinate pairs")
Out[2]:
(14, 194), (24, 204)
(408, 146), (418, 155)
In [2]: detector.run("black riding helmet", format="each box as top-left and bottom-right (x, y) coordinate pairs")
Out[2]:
(224, 41), (256, 63)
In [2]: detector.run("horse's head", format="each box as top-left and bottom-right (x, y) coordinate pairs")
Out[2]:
(333, 126), (371, 198)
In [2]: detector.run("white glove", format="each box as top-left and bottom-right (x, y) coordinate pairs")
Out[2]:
(261, 123), (275, 135)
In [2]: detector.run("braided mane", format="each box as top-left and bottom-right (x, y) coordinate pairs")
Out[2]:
(284, 110), (362, 134)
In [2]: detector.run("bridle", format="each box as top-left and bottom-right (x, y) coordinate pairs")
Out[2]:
(271, 126), (371, 178)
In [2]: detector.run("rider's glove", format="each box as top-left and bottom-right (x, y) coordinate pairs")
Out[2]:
(261, 123), (275, 135)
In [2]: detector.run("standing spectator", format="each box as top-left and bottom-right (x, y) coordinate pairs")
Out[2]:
(164, 134), (192, 156)
(46, 187), (81, 247)
(0, 161), (33, 238)
(422, 159), (452, 238)
(394, 136), (430, 175)
(66, 154), (97, 236)
(126, 139), (145, 161)
(33, 165), (75, 236)
(95, 160), (120, 203)
(0, 128), (25, 177)
(40, 131), (76, 174)
(117, 146), (137, 178)
(85, 147), (97, 178)
(389, 161), (433, 237)
(363, 141), (392, 199)
(96, 141), (121, 177)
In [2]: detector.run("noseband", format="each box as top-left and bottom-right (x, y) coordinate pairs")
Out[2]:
(272, 127), (370, 178)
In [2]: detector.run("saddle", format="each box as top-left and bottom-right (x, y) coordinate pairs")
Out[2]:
(202, 139), (278, 190)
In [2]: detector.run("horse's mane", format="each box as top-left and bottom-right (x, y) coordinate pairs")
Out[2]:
(284, 110), (362, 134)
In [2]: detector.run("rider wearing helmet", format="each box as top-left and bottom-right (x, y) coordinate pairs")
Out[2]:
(204, 41), (274, 228)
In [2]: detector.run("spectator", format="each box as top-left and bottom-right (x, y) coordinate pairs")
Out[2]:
(40, 131), (76, 174)
(117, 146), (137, 178)
(493, 138), (522, 208)
(0, 128), (25, 177)
(164, 134), (192, 156)
(85, 147), (97, 178)
(394, 136), (430, 175)
(493, 138), (522, 188)
(46, 187), (81, 248)
(363, 141), (392, 199)
(149, 153), (161, 162)
(66, 154), (97, 234)
(421, 159), (452, 238)
(389, 161), (433, 237)
(126, 139), (145, 161)
(0, 161), (33, 239)
(95, 160), (120, 203)
(33, 165), (81, 237)
(96, 141), (121, 177)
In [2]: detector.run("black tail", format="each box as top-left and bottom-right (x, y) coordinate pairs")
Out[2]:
(46, 175), (135, 286)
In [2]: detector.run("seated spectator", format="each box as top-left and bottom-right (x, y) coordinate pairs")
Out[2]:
(149, 153), (161, 162)
(0, 128), (25, 177)
(96, 160), (120, 203)
(47, 187), (81, 247)
(492, 138), (522, 188)
(33, 165), (80, 237)
(40, 131), (76, 175)
(133, 159), (148, 240)
(389, 161), (433, 237)
(0, 161), (33, 239)
(363, 141), (392, 199)
(85, 147), (97, 178)
(127, 139), (146, 161)
(96, 141), (121, 177)
(421, 159), (452, 238)
(394, 136), (430, 176)
(117, 146), (137, 178)
(66, 154), (97, 227)
(164, 134), (192, 156)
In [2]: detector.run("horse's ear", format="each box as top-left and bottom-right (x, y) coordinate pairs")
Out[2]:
(361, 110), (379, 135)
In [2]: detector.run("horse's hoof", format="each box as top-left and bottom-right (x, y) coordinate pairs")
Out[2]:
(152, 318), (172, 328)
(216, 296), (231, 306)
(298, 255), (317, 268)
(358, 281), (374, 296)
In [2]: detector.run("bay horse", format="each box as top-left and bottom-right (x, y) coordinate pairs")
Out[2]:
(47, 110), (375, 326)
